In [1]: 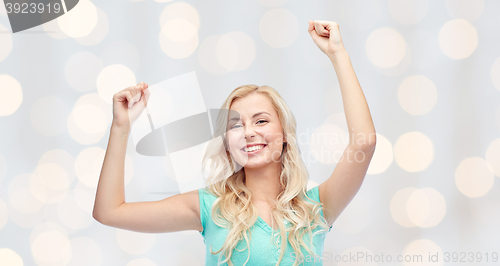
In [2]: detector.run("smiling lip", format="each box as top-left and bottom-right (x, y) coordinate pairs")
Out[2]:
(241, 144), (267, 155)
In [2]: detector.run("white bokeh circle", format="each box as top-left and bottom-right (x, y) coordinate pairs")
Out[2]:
(366, 28), (407, 68)
(57, 0), (98, 38)
(366, 133), (393, 175)
(394, 132), (434, 172)
(259, 8), (299, 48)
(398, 75), (438, 115)
(0, 74), (23, 116)
(439, 19), (478, 59)
(96, 64), (137, 104)
(455, 157), (494, 197)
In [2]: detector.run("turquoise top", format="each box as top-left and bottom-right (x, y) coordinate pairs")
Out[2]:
(198, 186), (332, 265)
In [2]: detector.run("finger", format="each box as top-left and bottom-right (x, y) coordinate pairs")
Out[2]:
(314, 21), (328, 36)
(308, 20), (314, 32)
(308, 20), (320, 40)
(122, 90), (134, 109)
(142, 87), (151, 107)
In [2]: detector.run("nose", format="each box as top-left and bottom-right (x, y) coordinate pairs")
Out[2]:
(244, 125), (256, 139)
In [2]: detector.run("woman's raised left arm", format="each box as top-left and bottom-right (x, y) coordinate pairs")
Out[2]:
(308, 20), (376, 226)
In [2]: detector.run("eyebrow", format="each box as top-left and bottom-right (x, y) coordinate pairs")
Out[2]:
(228, 111), (270, 122)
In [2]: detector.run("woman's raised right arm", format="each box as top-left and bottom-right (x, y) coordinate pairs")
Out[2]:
(92, 82), (203, 233)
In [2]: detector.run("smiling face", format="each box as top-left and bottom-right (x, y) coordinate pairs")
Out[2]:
(225, 92), (286, 169)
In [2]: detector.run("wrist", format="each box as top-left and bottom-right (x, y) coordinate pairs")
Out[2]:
(111, 122), (131, 135)
(328, 48), (349, 62)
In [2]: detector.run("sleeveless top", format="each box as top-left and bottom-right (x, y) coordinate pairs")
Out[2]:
(198, 186), (332, 265)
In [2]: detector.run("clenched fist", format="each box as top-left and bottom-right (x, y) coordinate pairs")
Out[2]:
(308, 20), (345, 58)
(112, 82), (151, 132)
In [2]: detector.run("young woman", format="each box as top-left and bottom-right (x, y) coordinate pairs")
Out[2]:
(93, 20), (376, 266)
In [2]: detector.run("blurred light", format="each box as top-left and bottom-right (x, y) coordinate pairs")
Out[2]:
(216, 32), (256, 72)
(68, 93), (111, 145)
(259, 8), (299, 48)
(367, 133), (393, 175)
(57, 0), (98, 38)
(485, 139), (500, 177)
(159, 2), (199, 30)
(8, 174), (44, 213)
(0, 74), (23, 116)
(439, 19), (477, 59)
(377, 41), (412, 77)
(366, 28), (407, 68)
(0, 24), (12, 61)
(388, 0), (428, 25)
(445, 0), (484, 22)
(199, 35), (230, 75)
(418, 188), (446, 228)
(455, 157), (494, 197)
(394, 132), (434, 172)
(31, 163), (71, 204)
(31, 229), (71, 264)
(67, 237), (102, 266)
(74, 147), (106, 188)
(75, 6), (109, 45)
(116, 229), (156, 254)
(74, 181), (97, 214)
(407, 188), (446, 228)
(75, 147), (133, 188)
(57, 190), (93, 230)
(96, 64), (137, 104)
(73, 104), (107, 134)
(30, 96), (70, 136)
(43, 14), (69, 39)
(159, 19), (199, 58)
(100, 41), (141, 72)
(391, 187), (419, 227)
(7, 199), (46, 228)
(0, 249), (23, 266)
(398, 75), (438, 115)
(402, 239), (442, 266)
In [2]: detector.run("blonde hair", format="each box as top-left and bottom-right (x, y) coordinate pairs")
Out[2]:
(201, 85), (330, 266)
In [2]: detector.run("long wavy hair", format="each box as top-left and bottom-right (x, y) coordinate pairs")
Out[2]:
(201, 85), (330, 266)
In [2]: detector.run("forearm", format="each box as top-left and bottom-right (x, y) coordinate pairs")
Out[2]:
(92, 124), (130, 221)
(329, 49), (376, 146)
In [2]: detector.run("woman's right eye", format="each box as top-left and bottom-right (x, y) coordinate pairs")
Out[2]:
(231, 124), (242, 129)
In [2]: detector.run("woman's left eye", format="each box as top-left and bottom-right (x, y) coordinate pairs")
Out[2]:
(257, 120), (268, 124)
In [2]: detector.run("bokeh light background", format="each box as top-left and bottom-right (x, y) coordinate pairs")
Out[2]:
(1, 0), (500, 265)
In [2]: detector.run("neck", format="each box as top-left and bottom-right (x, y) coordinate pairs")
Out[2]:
(243, 161), (283, 206)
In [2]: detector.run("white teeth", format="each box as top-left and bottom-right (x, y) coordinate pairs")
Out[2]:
(244, 145), (265, 152)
